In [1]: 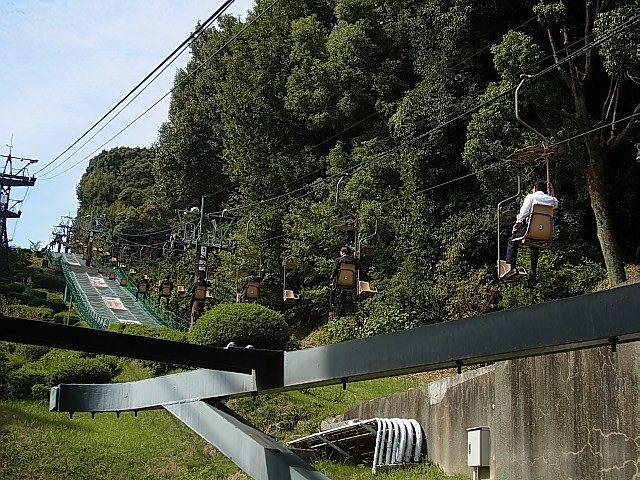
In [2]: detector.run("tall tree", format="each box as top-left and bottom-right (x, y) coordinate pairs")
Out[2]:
(464, 0), (640, 286)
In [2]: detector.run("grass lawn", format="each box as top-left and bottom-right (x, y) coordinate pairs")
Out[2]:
(0, 369), (469, 479)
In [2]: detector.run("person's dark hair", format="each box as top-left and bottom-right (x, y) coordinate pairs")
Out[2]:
(340, 246), (351, 255)
(534, 179), (547, 193)
(198, 275), (205, 282)
(247, 269), (256, 276)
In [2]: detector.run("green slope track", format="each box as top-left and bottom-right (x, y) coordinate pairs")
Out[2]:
(49, 252), (172, 330)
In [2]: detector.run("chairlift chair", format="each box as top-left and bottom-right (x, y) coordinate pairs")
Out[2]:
(176, 285), (185, 293)
(337, 263), (357, 289)
(137, 281), (148, 294)
(282, 257), (300, 304)
(193, 285), (207, 301)
(128, 268), (137, 275)
(159, 283), (172, 298)
(497, 75), (556, 282)
(108, 271), (116, 281)
(98, 266), (104, 274)
(120, 277), (128, 287)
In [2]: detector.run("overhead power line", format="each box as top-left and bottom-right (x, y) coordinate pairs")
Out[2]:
(35, 0), (236, 177)
(226, 15), (640, 216)
(40, 0), (285, 181)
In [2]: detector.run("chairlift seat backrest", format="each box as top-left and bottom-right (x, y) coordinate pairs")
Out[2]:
(160, 284), (172, 297)
(176, 285), (185, 293)
(245, 281), (260, 300)
(138, 282), (147, 293)
(513, 203), (554, 247)
(108, 272), (116, 280)
(337, 263), (357, 289)
(98, 266), (104, 274)
(120, 277), (128, 287)
(193, 285), (206, 301)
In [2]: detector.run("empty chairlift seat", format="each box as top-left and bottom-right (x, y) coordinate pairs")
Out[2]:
(120, 277), (128, 287)
(283, 289), (300, 303)
(159, 284), (172, 297)
(357, 281), (378, 298)
(176, 285), (185, 293)
(108, 271), (116, 281)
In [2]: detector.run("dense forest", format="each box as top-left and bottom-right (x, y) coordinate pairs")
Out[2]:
(75, 0), (640, 335)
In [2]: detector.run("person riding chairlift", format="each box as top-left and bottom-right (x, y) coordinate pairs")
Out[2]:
(329, 246), (360, 311)
(503, 179), (558, 284)
(240, 268), (265, 302)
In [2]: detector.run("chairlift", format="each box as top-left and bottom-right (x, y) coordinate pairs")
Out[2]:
(497, 75), (556, 281)
(176, 285), (185, 293)
(108, 271), (116, 281)
(128, 268), (137, 275)
(120, 277), (128, 287)
(356, 219), (378, 298)
(236, 252), (263, 302)
(98, 266), (104, 274)
(282, 256), (300, 304)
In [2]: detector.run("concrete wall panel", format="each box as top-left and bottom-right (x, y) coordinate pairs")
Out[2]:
(344, 343), (639, 479)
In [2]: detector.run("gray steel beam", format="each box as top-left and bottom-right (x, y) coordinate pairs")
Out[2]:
(49, 369), (256, 413)
(164, 401), (329, 480)
(1, 315), (283, 382)
(282, 281), (640, 388)
(48, 283), (640, 413)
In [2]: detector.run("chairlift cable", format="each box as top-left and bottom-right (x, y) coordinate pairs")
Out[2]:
(35, 0), (235, 177)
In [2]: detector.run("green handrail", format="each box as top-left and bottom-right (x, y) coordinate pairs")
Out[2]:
(59, 261), (110, 330)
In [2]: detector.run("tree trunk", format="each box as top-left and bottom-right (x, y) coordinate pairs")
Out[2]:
(584, 170), (627, 286)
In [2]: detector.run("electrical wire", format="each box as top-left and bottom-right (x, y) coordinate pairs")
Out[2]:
(40, 0), (285, 181)
(225, 15), (640, 215)
(35, 0), (236, 177)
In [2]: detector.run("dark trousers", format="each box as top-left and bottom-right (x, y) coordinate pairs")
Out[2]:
(330, 283), (348, 310)
(506, 223), (540, 272)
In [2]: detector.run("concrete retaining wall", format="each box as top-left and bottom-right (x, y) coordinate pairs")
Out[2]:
(344, 343), (639, 479)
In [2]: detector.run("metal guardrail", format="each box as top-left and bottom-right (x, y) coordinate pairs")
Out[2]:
(58, 261), (110, 330)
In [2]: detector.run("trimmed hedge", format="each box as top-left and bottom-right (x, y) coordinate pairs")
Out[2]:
(191, 303), (289, 350)
(6, 350), (118, 399)
(1, 304), (55, 320)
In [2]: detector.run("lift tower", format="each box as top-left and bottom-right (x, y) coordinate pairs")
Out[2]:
(0, 146), (37, 279)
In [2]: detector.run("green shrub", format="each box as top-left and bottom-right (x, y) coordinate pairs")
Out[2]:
(317, 316), (362, 344)
(30, 288), (48, 299)
(500, 247), (606, 308)
(1, 304), (54, 320)
(10, 344), (50, 364)
(0, 341), (9, 397)
(6, 350), (119, 399)
(7, 283), (24, 293)
(191, 303), (290, 349)
(52, 311), (82, 325)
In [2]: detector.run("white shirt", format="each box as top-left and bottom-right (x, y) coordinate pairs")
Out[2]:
(517, 190), (558, 223)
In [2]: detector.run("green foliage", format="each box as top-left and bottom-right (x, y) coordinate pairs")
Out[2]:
(191, 303), (290, 349)
(316, 316), (362, 344)
(6, 350), (118, 399)
(593, 4), (640, 76)
(1, 303), (54, 320)
(500, 247), (606, 309)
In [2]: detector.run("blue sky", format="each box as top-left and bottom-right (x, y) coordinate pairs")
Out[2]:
(0, 0), (253, 248)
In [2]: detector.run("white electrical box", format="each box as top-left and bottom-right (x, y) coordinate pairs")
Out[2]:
(466, 426), (490, 467)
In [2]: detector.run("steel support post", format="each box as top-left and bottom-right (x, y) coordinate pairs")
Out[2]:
(164, 400), (329, 480)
